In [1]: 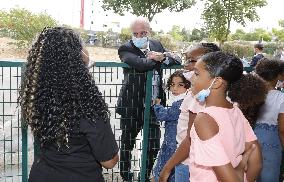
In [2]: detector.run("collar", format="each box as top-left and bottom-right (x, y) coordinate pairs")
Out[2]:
(140, 41), (150, 52)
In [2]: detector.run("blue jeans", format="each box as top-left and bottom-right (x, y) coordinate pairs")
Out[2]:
(254, 123), (282, 182)
(175, 163), (189, 182)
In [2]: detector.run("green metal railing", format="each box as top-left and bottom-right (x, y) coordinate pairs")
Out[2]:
(0, 60), (260, 182)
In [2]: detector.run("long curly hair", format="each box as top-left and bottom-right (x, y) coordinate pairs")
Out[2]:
(19, 27), (110, 146)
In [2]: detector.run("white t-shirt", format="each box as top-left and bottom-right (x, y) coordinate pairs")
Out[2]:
(280, 51), (284, 61)
(257, 90), (284, 125)
(176, 92), (205, 165)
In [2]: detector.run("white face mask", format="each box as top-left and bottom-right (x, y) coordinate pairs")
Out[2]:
(168, 92), (188, 106)
(195, 78), (216, 103)
(132, 36), (148, 49)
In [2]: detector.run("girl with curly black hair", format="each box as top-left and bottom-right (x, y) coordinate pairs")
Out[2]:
(255, 58), (284, 182)
(19, 27), (118, 182)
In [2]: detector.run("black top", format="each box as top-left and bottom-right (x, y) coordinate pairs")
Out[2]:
(29, 118), (118, 182)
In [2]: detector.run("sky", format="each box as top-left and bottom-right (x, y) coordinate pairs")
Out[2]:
(0, 0), (283, 33)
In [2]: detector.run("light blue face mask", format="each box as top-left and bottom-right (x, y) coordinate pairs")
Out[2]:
(132, 36), (148, 49)
(196, 78), (216, 102)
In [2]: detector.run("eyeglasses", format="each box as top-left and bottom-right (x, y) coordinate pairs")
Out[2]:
(132, 31), (148, 37)
(183, 58), (197, 66)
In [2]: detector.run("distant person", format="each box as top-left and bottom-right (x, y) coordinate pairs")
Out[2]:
(20, 27), (119, 182)
(116, 17), (181, 181)
(250, 43), (264, 67)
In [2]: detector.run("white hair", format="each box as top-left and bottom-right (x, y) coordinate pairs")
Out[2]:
(130, 16), (150, 30)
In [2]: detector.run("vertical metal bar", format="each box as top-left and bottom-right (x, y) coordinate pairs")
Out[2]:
(21, 120), (28, 182)
(21, 65), (28, 182)
(140, 71), (153, 182)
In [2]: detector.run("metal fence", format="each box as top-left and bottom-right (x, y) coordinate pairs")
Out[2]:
(1, 60), (282, 182)
(0, 60), (182, 182)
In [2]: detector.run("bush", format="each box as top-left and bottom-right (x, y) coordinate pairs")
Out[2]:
(222, 41), (284, 59)
(222, 42), (254, 58)
(0, 8), (57, 48)
(264, 42), (284, 56)
(153, 34), (178, 51)
(119, 28), (132, 44)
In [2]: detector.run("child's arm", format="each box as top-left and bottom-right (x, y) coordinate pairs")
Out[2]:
(159, 134), (191, 182)
(244, 140), (262, 182)
(159, 112), (196, 182)
(153, 101), (181, 122)
(194, 113), (243, 182)
(278, 113), (284, 148)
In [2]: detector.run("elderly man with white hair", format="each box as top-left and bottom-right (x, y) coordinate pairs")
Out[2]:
(116, 17), (181, 181)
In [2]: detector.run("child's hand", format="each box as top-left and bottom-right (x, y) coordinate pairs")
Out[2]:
(235, 144), (256, 181)
(154, 99), (161, 105)
(158, 167), (171, 182)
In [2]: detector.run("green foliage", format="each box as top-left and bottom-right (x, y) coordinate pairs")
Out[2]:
(190, 28), (208, 42)
(230, 28), (272, 42)
(272, 28), (284, 42)
(223, 41), (284, 59)
(202, 0), (267, 44)
(152, 34), (178, 51)
(222, 42), (254, 58)
(168, 26), (208, 42)
(102, 0), (196, 21)
(279, 19), (284, 28)
(0, 8), (57, 48)
(119, 28), (132, 44)
(230, 29), (246, 40)
(168, 25), (183, 41)
(263, 42), (284, 56)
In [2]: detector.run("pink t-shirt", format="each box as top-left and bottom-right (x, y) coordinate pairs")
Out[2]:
(189, 106), (257, 182)
(176, 92), (205, 165)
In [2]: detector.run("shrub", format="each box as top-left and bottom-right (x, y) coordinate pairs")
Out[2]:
(222, 42), (254, 58)
(153, 34), (178, 51)
(119, 28), (132, 44)
(0, 8), (57, 48)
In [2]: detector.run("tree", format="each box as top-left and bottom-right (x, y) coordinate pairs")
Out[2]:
(181, 27), (191, 42)
(230, 29), (246, 41)
(279, 19), (284, 28)
(245, 28), (272, 42)
(102, 0), (196, 22)
(190, 28), (208, 42)
(0, 8), (57, 47)
(168, 25), (183, 41)
(202, 0), (267, 45)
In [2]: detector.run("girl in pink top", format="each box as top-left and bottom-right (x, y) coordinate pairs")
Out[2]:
(188, 52), (266, 181)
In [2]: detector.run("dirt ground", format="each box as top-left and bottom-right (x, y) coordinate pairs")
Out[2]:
(0, 37), (120, 61)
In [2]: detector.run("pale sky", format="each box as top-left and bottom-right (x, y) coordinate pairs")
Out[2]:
(0, 0), (283, 33)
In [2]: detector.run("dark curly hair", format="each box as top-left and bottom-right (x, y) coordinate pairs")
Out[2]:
(19, 27), (110, 146)
(201, 51), (267, 127)
(166, 70), (191, 90)
(198, 43), (221, 53)
(255, 58), (284, 81)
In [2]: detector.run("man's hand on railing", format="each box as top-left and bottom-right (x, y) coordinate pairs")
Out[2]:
(147, 51), (165, 62)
